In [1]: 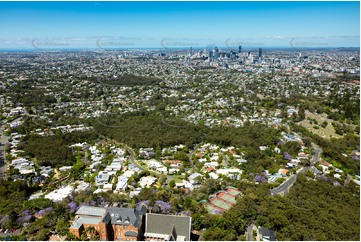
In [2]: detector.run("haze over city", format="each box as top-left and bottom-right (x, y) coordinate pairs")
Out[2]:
(0, 1), (359, 49)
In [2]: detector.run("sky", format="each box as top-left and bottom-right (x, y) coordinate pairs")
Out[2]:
(0, 1), (359, 49)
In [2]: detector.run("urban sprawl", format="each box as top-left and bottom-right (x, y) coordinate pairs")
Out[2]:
(0, 45), (360, 241)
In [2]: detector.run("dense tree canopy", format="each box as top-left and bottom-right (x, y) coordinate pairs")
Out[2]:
(201, 175), (360, 241)
(18, 131), (99, 166)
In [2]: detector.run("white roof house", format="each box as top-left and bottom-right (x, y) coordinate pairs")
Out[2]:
(103, 183), (113, 191)
(45, 185), (74, 202)
(95, 172), (111, 186)
(105, 161), (122, 172)
(11, 158), (30, 166)
(139, 176), (157, 188)
(204, 162), (219, 168)
(148, 159), (163, 169)
(123, 170), (135, 178)
(209, 172), (219, 179)
(188, 172), (203, 183)
(116, 175), (129, 191)
(157, 167), (168, 174)
(59, 166), (72, 172)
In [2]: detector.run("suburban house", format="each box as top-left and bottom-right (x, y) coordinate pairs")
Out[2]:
(139, 176), (157, 188)
(144, 213), (192, 241)
(95, 172), (111, 186)
(70, 205), (147, 241)
(278, 168), (288, 177)
(104, 161), (122, 174)
(45, 185), (74, 202)
(116, 175), (129, 191)
(40, 166), (53, 176)
(163, 160), (182, 168)
(188, 172), (203, 185)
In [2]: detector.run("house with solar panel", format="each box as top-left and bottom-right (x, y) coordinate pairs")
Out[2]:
(69, 205), (147, 240)
(203, 186), (242, 214)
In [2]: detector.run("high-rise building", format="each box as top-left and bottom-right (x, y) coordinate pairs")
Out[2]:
(238, 45), (242, 53)
(259, 48), (262, 58)
(230, 51), (237, 61)
(190, 47), (193, 56)
(214, 46), (219, 60)
(203, 49), (208, 57)
(209, 50), (213, 61)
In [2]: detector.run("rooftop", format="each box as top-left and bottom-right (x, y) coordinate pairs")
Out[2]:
(76, 206), (105, 217)
(145, 213), (192, 241)
(70, 216), (102, 229)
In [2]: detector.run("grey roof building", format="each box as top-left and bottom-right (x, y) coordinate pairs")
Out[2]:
(259, 227), (277, 241)
(144, 213), (192, 241)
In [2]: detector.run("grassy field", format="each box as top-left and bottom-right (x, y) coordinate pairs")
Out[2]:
(297, 111), (343, 140)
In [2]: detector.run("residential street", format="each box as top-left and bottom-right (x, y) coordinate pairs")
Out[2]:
(270, 143), (322, 196)
(125, 146), (145, 171)
(0, 124), (8, 179)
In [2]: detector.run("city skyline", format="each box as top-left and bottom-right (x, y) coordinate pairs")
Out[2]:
(0, 1), (360, 49)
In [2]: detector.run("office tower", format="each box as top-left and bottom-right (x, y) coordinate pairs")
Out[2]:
(214, 46), (219, 60)
(190, 47), (193, 56)
(209, 50), (213, 61)
(238, 45), (242, 53)
(203, 49), (208, 57)
(233, 52), (237, 60)
(259, 48), (262, 58)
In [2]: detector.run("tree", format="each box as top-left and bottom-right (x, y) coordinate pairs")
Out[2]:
(169, 180), (175, 188)
(32, 228), (50, 241)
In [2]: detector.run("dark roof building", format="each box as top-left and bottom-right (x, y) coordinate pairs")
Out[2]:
(259, 227), (277, 241)
(144, 213), (192, 241)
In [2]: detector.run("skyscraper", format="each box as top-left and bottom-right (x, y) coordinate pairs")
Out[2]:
(190, 47), (193, 56)
(230, 51), (236, 61)
(209, 50), (213, 62)
(238, 45), (242, 53)
(259, 48), (262, 58)
(214, 46), (219, 60)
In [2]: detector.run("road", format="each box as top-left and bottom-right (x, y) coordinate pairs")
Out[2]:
(344, 174), (352, 186)
(188, 144), (199, 171)
(270, 143), (322, 196)
(311, 143), (322, 165)
(223, 154), (229, 167)
(246, 224), (253, 241)
(0, 123), (8, 180)
(245, 223), (257, 241)
(125, 147), (145, 171)
(270, 174), (298, 196)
